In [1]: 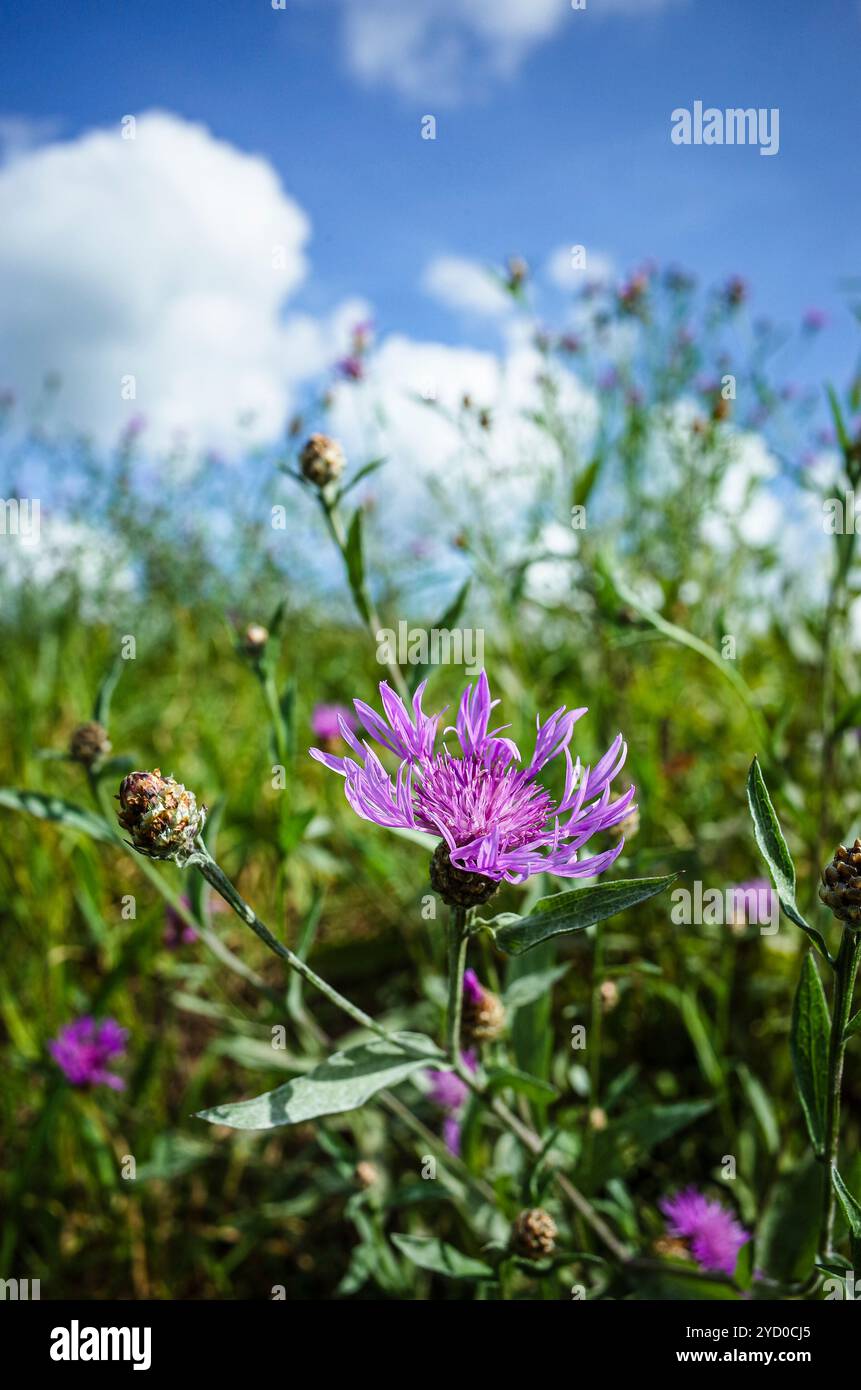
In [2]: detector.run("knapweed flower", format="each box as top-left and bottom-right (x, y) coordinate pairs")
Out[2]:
(510, 1208), (558, 1260)
(49, 1016), (128, 1090)
(461, 968), (505, 1044)
(310, 672), (634, 906)
(659, 1188), (749, 1277)
(427, 1051), (476, 1155)
(68, 720), (112, 769)
(300, 433), (345, 488)
(117, 769), (205, 866)
(311, 703), (358, 749)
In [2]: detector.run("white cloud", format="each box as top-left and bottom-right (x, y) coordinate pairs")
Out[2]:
(545, 244), (615, 292)
(422, 255), (511, 317)
(0, 111), (354, 457)
(338, 0), (685, 101)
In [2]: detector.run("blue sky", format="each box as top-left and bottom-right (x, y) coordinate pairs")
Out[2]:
(0, 0), (858, 444)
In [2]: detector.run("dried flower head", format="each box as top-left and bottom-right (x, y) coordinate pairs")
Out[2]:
(354, 1160), (380, 1189)
(300, 433), (345, 488)
(510, 1208), (558, 1260)
(820, 841), (861, 925)
(68, 720), (112, 769)
(117, 769), (205, 866)
(461, 969), (506, 1044)
(311, 672), (633, 897)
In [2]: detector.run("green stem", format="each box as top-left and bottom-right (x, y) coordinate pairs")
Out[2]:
(447, 905), (469, 1069)
(194, 846), (393, 1046)
(821, 926), (861, 1258)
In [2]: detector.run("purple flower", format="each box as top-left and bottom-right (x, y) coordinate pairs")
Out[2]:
(311, 702), (358, 746)
(728, 877), (774, 929)
(164, 895), (199, 948)
(427, 1050), (477, 1156)
(311, 673), (633, 885)
(336, 355), (365, 382)
(660, 1188), (749, 1277)
(49, 1017), (128, 1090)
(802, 308), (829, 333)
(462, 968), (483, 1008)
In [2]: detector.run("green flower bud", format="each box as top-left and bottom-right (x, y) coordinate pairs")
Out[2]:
(116, 769), (205, 866)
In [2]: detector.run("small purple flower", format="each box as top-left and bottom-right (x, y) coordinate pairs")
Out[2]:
(311, 703), (358, 746)
(49, 1017), (128, 1090)
(427, 1050), (477, 1155)
(802, 308), (829, 333)
(462, 968), (483, 1008)
(310, 672), (633, 885)
(660, 1188), (749, 1277)
(164, 895), (199, 948)
(336, 355), (365, 382)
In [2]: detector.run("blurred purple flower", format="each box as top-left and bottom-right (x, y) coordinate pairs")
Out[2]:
(722, 275), (748, 309)
(427, 1050), (477, 1156)
(660, 1187), (749, 1277)
(803, 308), (829, 333)
(728, 878), (774, 930)
(49, 1017), (128, 1090)
(336, 355), (365, 382)
(164, 895), (199, 948)
(462, 968), (483, 1008)
(311, 703), (358, 746)
(311, 672), (633, 885)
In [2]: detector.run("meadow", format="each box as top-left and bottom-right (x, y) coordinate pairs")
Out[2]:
(2, 261), (860, 1301)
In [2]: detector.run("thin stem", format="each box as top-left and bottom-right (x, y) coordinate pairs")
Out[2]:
(446, 905), (469, 1070)
(194, 846), (393, 1046)
(821, 926), (861, 1258)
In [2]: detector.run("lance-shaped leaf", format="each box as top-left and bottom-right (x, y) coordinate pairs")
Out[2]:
(832, 1169), (861, 1264)
(407, 579), (471, 694)
(391, 1234), (493, 1281)
(746, 757), (831, 965)
(494, 874), (678, 956)
(790, 952), (831, 1155)
(0, 789), (116, 844)
(93, 654), (124, 727)
(344, 506), (373, 626)
(196, 1033), (441, 1130)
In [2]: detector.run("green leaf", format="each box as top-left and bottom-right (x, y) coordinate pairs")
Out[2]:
(756, 1156), (820, 1283)
(93, 654), (124, 726)
(0, 788), (116, 844)
(578, 1100), (713, 1193)
(338, 456), (387, 500)
(832, 1168), (861, 1239)
(845, 1008), (861, 1041)
(746, 757), (831, 965)
(790, 952), (831, 1155)
(344, 507), (372, 626)
(391, 1234), (493, 1281)
(195, 1033), (440, 1130)
(484, 1065), (558, 1104)
(407, 580), (471, 694)
(495, 874), (678, 956)
(502, 964), (569, 1012)
(736, 1063), (780, 1156)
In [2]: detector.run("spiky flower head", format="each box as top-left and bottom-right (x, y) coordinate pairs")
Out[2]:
(461, 968), (506, 1044)
(310, 672), (633, 895)
(116, 769), (205, 866)
(820, 840), (861, 925)
(659, 1188), (749, 1277)
(510, 1208), (558, 1260)
(68, 720), (112, 769)
(300, 433), (345, 488)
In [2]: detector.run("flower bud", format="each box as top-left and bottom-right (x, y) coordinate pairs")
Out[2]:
(600, 980), (620, 1013)
(69, 720), (112, 769)
(510, 1208), (558, 1260)
(300, 433), (345, 488)
(242, 623), (269, 657)
(820, 840), (861, 925)
(355, 1161), (380, 1189)
(461, 969), (506, 1044)
(430, 841), (499, 908)
(116, 769), (205, 866)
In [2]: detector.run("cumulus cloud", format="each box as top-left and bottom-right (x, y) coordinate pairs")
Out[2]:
(422, 255), (512, 318)
(0, 111), (357, 457)
(545, 244), (615, 293)
(338, 0), (685, 102)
